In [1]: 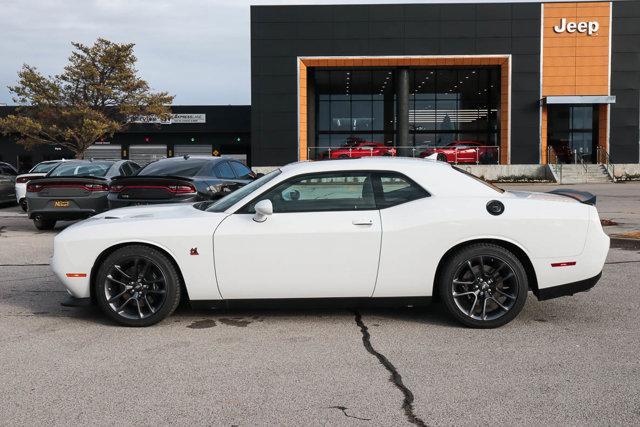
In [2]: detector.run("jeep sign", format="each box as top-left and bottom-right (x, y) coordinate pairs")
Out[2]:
(553, 18), (600, 36)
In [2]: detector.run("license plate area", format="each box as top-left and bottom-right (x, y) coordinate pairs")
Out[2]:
(53, 200), (70, 208)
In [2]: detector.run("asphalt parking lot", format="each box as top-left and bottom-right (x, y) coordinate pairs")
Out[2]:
(1, 183), (640, 426)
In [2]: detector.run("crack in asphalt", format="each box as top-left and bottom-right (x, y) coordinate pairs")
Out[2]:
(354, 311), (427, 427)
(329, 405), (371, 421)
(605, 260), (640, 265)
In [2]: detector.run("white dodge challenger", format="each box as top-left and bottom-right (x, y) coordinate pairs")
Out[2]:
(51, 157), (609, 327)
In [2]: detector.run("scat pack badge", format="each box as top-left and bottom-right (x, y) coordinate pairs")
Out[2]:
(190, 247), (199, 256)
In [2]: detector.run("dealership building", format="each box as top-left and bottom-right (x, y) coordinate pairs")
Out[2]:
(1, 1), (639, 176)
(249, 0), (640, 168)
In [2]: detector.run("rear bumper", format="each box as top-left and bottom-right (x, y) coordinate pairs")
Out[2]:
(535, 272), (602, 301)
(27, 194), (109, 220)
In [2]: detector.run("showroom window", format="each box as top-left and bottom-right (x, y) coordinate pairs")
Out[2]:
(316, 70), (395, 151)
(410, 68), (500, 150)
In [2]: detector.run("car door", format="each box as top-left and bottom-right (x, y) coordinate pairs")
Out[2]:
(214, 171), (382, 299)
(0, 165), (17, 202)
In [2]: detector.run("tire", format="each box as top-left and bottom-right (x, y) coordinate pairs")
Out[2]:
(20, 199), (28, 212)
(436, 153), (448, 162)
(438, 243), (528, 328)
(95, 245), (182, 327)
(338, 154), (349, 159)
(33, 217), (56, 230)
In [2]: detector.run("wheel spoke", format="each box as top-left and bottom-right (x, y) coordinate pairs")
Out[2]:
(453, 291), (476, 298)
(116, 296), (135, 312)
(139, 261), (150, 279)
(495, 288), (516, 300)
(147, 289), (166, 295)
(453, 279), (474, 286)
(144, 295), (156, 314)
(145, 278), (165, 285)
(136, 299), (143, 319)
(106, 275), (129, 288)
(113, 265), (132, 280)
(482, 298), (488, 320)
(489, 296), (509, 311)
(468, 295), (479, 317)
(478, 256), (486, 277)
(108, 289), (129, 303)
(466, 260), (479, 280)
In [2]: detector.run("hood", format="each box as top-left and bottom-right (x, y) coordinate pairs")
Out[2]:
(92, 203), (206, 220)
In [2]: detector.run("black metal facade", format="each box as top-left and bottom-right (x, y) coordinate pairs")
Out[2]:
(611, 1), (640, 163)
(251, 3), (542, 166)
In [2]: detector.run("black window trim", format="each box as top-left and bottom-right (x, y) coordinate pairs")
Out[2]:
(236, 169), (430, 214)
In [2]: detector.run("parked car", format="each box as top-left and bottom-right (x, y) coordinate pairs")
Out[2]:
(15, 160), (67, 211)
(108, 156), (256, 209)
(26, 160), (139, 230)
(0, 162), (18, 205)
(52, 157), (609, 328)
(321, 141), (397, 159)
(419, 141), (497, 164)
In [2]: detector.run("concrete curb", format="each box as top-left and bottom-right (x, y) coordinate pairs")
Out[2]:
(610, 238), (640, 251)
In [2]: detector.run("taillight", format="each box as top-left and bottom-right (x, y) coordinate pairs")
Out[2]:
(27, 183), (43, 192)
(171, 184), (196, 194)
(17, 175), (37, 184)
(109, 184), (124, 192)
(84, 183), (109, 191)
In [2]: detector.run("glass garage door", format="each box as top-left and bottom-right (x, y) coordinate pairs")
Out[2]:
(84, 145), (122, 160)
(129, 145), (167, 165)
(173, 145), (212, 157)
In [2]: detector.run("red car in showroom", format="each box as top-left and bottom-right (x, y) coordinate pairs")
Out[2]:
(419, 141), (497, 164)
(321, 141), (396, 159)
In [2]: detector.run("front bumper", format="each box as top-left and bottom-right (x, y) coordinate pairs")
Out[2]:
(534, 272), (602, 301)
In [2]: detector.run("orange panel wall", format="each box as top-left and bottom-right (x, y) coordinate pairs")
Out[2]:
(542, 2), (611, 97)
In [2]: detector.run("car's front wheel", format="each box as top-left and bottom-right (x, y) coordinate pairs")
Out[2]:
(438, 243), (528, 328)
(95, 245), (182, 327)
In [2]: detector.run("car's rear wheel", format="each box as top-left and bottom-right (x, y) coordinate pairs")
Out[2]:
(438, 243), (528, 328)
(436, 153), (447, 162)
(95, 245), (181, 327)
(19, 199), (28, 212)
(33, 216), (56, 230)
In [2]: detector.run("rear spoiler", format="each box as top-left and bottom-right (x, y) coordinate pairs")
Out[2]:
(110, 175), (194, 182)
(548, 189), (596, 206)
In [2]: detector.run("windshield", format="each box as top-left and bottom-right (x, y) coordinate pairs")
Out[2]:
(452, 166), (504, 193)
(31, 162), (60, 173)
(48, 162), (113, 177)
(138, 159), (209, 177)
(205, 169), (282, 212)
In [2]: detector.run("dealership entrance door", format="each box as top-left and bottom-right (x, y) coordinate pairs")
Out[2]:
(547, 105), (598, 164)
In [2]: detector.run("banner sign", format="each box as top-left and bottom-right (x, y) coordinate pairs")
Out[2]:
(128, 113), (206, 124)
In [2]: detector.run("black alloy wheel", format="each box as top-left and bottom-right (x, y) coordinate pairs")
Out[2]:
(33, 216), (56, 230)
(95, 245), (181, 326)
(439, 243), (528, 328)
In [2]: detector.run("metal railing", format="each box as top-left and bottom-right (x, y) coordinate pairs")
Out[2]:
(307, 145), (501, 165)
(597, 146), (616, 181)
(547, 146), (562, 182)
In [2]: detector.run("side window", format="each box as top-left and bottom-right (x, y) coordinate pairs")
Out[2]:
(1, 165), (17, 176)
(244, 172), (376, 213)
(230, 161), (252, 179)
(119, 163), (132, 176)
(214, 162), (235, 180)
(130, 162), (141, 174)
(376, 173), (428, 209)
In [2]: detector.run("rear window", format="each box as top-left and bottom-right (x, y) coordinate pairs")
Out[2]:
(48, 162), (113, 177)
(31, 162), (60, 173)
(138, 159), (208, 177)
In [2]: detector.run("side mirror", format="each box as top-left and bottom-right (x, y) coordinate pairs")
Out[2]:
(253, 199), (273, 223)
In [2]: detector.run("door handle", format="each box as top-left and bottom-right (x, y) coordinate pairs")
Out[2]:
(352, 219), (373, 226)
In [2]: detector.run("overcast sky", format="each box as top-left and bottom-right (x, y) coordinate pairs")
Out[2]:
(0, 0), (570, 106)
